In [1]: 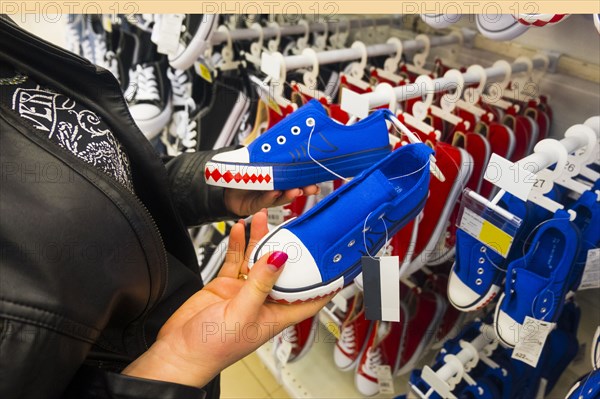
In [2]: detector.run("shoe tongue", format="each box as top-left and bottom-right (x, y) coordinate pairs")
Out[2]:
(303, 98), (327, 115)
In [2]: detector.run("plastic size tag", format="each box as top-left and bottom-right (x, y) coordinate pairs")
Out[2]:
(362, 256), (400, 322)
(376, 365), (395, 395)
(457, 190), (522, 258)
(511, 316), (554, 367)
(578, 248), (600, 291)
(153, 14), (184, 55)
(484, 153), (537, 201)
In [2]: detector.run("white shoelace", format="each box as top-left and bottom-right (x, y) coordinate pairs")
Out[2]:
(340, 325), (356, 352)
(365, 347), (382, 372)
(134, 64), (160, 101)
(284, 325), (299, 349)
(167, 68), (197, 152)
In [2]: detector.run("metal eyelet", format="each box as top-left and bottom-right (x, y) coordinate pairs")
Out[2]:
(291, 126), (301, 135)
(541, 307), (547, 313)
(510, 289), (515, 294)
(347, 240), (355, 247)
(261, 143), (271, 152)
(277, 135), (286, 145)
(477, 268), (484, 275)
(476, 278), (482, 286)
(333, 254), (342, 263)
(480, 246), (486, 253)
(306, 117), (315, 127)
(543, 298), (547, 303)
(478, 257), (485, 264)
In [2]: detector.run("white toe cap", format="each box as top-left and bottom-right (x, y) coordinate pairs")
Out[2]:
(251, 229), (322, 291)
(129, 103), (161, 120)
(447, 268), (482, 309)
(334, 345), (354, 369)
(212, 147), (250, 163)
(495, 308), (520, 347)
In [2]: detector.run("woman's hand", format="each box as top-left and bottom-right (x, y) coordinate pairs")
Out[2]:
(122, 209), (330, 389)
(224, 185), (320, 216)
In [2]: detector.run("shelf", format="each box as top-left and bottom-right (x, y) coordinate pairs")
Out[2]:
(257, 323), (411, 398)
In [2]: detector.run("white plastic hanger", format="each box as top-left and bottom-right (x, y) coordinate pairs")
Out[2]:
(312, 19), (328, 51)
(255, 52), (297, 115)
(292, 19), (310, 55)
(373, 37), (405, 85)
(457, 65), (495, 121)
(266, 21), (281, 53)
(342, 41), (371, 91)
(482, 60), (518, 111)
(405, 34), (432, 76)
(244, 23), (264, 66)
(526, 138), (577, 219)
(328, 18), (349, 50)
(439, 69), (471, 130)
(554, 125), (600, 200)
(412, 74), (463, 126)
(215, 25), (240, 72)
(292, 48), (331, 103)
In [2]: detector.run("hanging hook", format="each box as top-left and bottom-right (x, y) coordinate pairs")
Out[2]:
(301, 47), (319, 89)
(216, 25), (239, 71)
(441, 69), (465, 113)
(413, 34), (431, 71)
(295, 19), (310, 53)
(412, 75), (435, 121)
(349, 41), (368, 79)
(246, 22), (264, 66)
(375, 82), (398, 114)
(383, 37), (403, 74)
(267, 21), (281, 53)
(314, 19), (328, 51)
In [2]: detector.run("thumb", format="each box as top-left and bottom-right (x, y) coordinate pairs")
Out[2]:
(229, 251), (288, 320)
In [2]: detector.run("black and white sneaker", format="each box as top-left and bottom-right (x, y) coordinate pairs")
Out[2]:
(167, 14), (219, 70)
(127, 57), (173, 140)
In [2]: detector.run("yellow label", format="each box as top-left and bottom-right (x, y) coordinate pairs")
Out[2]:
(102, 16), (112, 33)
(326, 321), (341, 340)
(214, 222), (226, 236)
(195, 62), (213, 83)
(266, 97), (282, 115)
(479, 220), (513, 258)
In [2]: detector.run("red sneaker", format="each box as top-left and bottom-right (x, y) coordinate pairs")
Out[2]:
(354, 305), (409, 396)
(275, 315), (319, 363)
(334, 293), (375, 371)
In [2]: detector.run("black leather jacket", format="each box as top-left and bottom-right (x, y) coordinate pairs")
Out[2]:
(0, 16), (236, 398)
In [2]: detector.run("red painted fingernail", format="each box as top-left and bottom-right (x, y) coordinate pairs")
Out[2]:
(238, 218), (245, 225)
(267, 251), (288, 270)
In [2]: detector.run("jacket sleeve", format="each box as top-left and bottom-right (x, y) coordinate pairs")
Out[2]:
(164, 148), (240, 227)
(0, 318), (206, 399)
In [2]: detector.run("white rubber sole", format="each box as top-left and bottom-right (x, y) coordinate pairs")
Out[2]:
(133, 97), (173, 140)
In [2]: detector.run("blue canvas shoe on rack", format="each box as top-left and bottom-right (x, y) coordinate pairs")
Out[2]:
(204, 99), (392, 190)
(448, 191), (552, 312)
(593, 326), (600, 370)
(565, 369), (600, 399)
(248, 143), (433, 303)
(569, 190), (600, 291)
(494, 209), (581, 347)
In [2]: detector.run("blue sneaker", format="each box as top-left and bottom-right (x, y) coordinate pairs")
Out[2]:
(565, 369), (600, 399)
(448, 192), (551, 312)
(593, 326), (600, 370)
(569, 190), (600, 291)
(204, 99), (391, 190)
(248, 143), (433, 303)
(494, 210), (581, 347)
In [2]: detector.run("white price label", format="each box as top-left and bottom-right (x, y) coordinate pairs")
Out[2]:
(511, 316), (554, 367)
(153, 14), (184, 55)
(484, 153), (538, 201)
(578, 248), (600, 291)
(376, 365), (395, 395)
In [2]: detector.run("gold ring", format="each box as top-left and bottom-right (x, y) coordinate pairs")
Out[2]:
(238, 273), (248, 280)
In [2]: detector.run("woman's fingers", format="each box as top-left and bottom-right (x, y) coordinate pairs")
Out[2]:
(242, 209), (269, 266)
(230, 251), (288, 321)
(218, 220), (246, 279)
